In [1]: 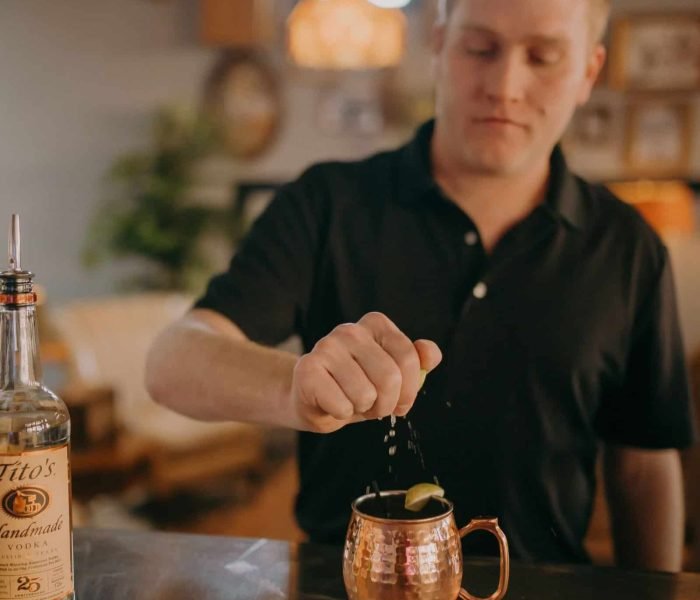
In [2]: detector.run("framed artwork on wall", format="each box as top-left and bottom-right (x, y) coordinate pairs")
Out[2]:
(624, 101), (693, 176)
(566, 102), (617, 149)
(561, 99), (624, 180)
(609, 14), (700, 92)
(203, 50), (283, 160)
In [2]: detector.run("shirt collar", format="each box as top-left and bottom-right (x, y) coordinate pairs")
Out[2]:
(397, 119), (587, 230)
(397, 119), (439, 203)
(542, 145), (587, 230)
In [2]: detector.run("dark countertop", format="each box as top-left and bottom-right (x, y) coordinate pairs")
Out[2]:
(74, 528), (700, 599)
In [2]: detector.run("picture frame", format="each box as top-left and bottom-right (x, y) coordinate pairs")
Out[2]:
(609, 14), (700, 92)
(566, 102), (617, 149)
(624, 101), (693, 177)
(203, 49), (283, 160)
(561, 99), (624, 180)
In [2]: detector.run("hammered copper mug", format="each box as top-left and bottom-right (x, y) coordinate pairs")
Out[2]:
(343, 491), (509, 600)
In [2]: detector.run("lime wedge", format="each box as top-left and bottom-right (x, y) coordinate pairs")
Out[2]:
(404, 482), (445, 512)
(418, 368), (428, 389)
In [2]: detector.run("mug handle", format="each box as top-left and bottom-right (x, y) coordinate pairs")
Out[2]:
(458, 517), (510, 600)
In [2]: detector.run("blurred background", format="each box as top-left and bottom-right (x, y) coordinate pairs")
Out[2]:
(1, 0), (699, 571)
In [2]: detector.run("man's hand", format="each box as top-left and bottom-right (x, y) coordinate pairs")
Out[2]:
(290, 312), (442, 433)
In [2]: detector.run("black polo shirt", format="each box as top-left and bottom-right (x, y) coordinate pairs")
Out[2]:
(195, 120), (695, 564)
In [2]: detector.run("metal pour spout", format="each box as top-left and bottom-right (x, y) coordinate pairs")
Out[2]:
(1, 215), (33, 296)
(8, 214), (20, 272)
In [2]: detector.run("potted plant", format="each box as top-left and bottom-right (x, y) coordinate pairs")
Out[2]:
(84, 106), (244, 292)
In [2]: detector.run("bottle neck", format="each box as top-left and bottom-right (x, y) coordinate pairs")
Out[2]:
(0, 304), (42, 389)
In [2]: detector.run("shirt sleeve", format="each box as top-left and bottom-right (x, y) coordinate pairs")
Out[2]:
(596, 248), (697, 449)
(194, 172), (327, 346)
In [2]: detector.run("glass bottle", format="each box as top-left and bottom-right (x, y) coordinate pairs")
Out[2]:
(0, 215), (74, 599)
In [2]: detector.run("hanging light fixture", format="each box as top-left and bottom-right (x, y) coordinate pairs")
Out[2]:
(367, 0), (412, 7)
(286, 0), (407, 70)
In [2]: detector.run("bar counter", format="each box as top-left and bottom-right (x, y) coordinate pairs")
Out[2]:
(74, 528), (700, 599)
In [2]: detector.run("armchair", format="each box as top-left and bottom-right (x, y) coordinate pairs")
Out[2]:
(50, 292), (265, 496)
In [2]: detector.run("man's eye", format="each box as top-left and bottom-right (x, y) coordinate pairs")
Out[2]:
(529, 50), (562, 66)
(465, 46), (497, 58)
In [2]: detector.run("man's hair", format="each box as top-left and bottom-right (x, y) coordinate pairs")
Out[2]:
(436, 0), (611, 44)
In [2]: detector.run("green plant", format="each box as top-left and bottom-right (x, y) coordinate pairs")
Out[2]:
(84, 106), (242, 292)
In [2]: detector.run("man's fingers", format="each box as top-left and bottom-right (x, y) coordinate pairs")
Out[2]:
(313, 372), (355, 420)
(330, 321), (402, 418)
(358, 312), (421, 419)
(295, 357), (355, 421)
(393, 340), (442, 417)
(294, 313), (443, 430)
(414, 339), (443, 372)
(369, 334), (419, 418)
(326, 354), (378, 414)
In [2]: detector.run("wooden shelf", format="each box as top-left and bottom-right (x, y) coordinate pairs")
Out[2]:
(199, 0), (273, 47)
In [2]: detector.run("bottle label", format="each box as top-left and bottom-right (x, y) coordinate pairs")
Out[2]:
(0, 446), (73, 599)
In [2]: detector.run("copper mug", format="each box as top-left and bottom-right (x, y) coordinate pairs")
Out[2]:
(343, 491), (509, 600)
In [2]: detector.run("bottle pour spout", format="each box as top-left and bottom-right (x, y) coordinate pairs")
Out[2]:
(1, 215), (34, 298)
(8, 214), (20, 272)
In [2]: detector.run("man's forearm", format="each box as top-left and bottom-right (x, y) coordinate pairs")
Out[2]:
(604, 445), (685, 572)
(145, 309), (302, 429)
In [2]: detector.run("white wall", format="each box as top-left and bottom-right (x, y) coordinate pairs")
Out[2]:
(1, 0), (698, 354)
(0, 0), (214, 300)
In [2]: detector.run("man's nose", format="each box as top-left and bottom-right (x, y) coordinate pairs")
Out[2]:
(482, 54), (527, 104)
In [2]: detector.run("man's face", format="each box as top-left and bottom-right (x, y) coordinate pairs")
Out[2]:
(432, 0), (605, 176)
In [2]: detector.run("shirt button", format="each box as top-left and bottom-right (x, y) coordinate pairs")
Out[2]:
(464, 231), (479, 246)
(473, 282), (488, 299)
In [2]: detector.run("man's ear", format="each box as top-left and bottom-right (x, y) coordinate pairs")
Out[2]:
(577, 44), (606, 107)
(431, 24), (447, 79)
(432, 23), (447, 56)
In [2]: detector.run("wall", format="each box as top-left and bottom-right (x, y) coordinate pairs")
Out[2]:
(0, 0), (698, 354)
(588, 0), (700, 357)
(0, 0), (213, 299)
(567, 0), (700, 181)
(0, 0), (408, 304)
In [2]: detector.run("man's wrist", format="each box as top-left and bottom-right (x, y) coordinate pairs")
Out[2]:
(273, 353), (303, 430)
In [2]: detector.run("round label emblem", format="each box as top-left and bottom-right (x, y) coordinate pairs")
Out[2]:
(3, 487), (49, 518)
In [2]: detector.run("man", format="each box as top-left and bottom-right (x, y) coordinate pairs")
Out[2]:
(145, 0), (695, 571)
